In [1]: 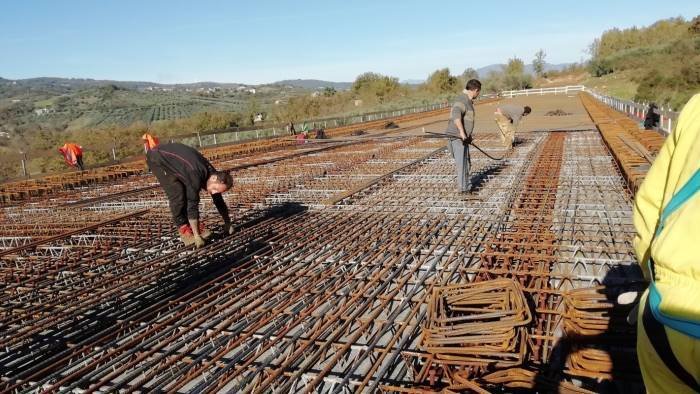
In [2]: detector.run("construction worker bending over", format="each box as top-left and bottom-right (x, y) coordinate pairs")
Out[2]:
(494, 104), (531, 149)
(445, 79), (481, 193)
(146, 142), (234, 248)
(633, 93), (700, 393)
(58, 142), (85, 171)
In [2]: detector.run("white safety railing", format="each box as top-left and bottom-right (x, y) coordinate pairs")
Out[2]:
(497, 85), (678, 136)
(587, 90), (678, 135)
(7, 101), (450, 180)
(173, 102), (450, 148)
(500, 85), (586, 98)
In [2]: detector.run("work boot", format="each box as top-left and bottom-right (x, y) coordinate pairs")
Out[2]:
(198, 222), (212, 240)
(178, 224), (195, 246)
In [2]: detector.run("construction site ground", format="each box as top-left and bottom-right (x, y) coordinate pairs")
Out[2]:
(0, 93), (660, 393)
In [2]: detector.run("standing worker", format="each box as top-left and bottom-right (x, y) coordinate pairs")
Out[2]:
(632, 93), (700, 393)
(146, 142), (234, 248)
(494, 104), (531, 149)
(445, 79), (481, 194)
(142, 132), (160, 153)
(58, 142), (85, 171)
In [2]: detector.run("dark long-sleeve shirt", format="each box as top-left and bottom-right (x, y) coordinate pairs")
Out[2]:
(644, 106), (661, 129)
(147, 143), (228, 220)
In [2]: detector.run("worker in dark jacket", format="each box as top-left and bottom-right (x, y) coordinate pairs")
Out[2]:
(146, 142), (234, 247)
(644, 102), (661, 130)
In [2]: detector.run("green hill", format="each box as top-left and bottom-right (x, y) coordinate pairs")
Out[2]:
(588, 15), (700, 109)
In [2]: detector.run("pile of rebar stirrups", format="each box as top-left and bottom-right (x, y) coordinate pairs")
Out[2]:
(418, 279), (642, 393)
(422, 279), (531, 369)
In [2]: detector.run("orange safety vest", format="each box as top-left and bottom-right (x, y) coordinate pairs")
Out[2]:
(142, 133), (160, 151)
(58, 143), (83, 167)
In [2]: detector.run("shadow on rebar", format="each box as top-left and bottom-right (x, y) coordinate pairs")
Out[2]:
(470, 162), (508, 191)
(531, 265), (646, 393)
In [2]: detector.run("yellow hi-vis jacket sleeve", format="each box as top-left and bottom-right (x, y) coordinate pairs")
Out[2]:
(633, 94), (700, 281)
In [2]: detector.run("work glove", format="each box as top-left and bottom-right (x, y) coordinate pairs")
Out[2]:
(193, 235), (206, 249)
(223, 220), (235, 235)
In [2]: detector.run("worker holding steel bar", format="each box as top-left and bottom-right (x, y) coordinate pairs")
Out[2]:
(444, 79), (481, 194)
(494, 104), (531, 149)
(631, 93), (700, 393)
(146, 142), (234, 248)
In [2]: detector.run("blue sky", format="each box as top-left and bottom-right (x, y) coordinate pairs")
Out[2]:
(1, 1), (698, 84)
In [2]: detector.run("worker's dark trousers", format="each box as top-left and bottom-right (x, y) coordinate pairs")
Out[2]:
(146, 154), (189, 227)
(447, 139), (471, 192)
(76, 156), (85, 171)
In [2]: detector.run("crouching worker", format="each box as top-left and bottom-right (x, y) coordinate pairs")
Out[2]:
(59, 142), (85, 171)
(494, 104), (531, 149)
(146, 142), (234, 248)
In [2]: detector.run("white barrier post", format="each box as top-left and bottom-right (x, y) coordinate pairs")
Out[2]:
(660, 106), (665, 131)
(20, 152), (27, 177)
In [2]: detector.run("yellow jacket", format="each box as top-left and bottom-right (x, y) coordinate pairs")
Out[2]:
(634, 93), (700, 331)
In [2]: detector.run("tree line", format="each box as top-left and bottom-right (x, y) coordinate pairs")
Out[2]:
(588, 15), (700, 109)
(0, 55), (545, 181)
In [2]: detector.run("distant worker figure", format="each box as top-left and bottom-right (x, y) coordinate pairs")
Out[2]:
(494, 104), (531, 149)
(142, 133), (160, 153)
(445, 79), (481, 194)
(632, 93), (700, 393)
(58, 143), (85, 171)
(644, 102), (661, 130)
(296, 131), (308, 144)
(146, 142), (234, 248)
(288, 122), (296, 136)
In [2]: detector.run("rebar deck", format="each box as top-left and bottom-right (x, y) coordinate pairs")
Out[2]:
(0, 93), (665, 393)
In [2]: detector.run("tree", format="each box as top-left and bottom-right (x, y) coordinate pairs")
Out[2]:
(352, 72), (400, 103)
(483, 70), (505, 93)
(244, 99), (261, 126)
(461, 68), (479, 81)
(690, 15), (700, 35)
(426, 68), (458, 93)
(533, 49), (546, 77)
(323, 87), (337, 97)
(505, 57), (525, 75)
(502, 57), (532, 90)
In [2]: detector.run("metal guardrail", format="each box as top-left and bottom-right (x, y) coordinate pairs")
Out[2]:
(9, 101), (450, 179)
(586, 91), (678, 135)
(498, 85), (677, 135)
(170, 102), (450, 149)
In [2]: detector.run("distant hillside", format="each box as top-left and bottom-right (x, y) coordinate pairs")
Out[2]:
(274, 79), (352, 90)
(0, 77), (254, 93)
(587, 15), (700, 109)
(0, 76), (362, 93)
(476, 62), (574, 77)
